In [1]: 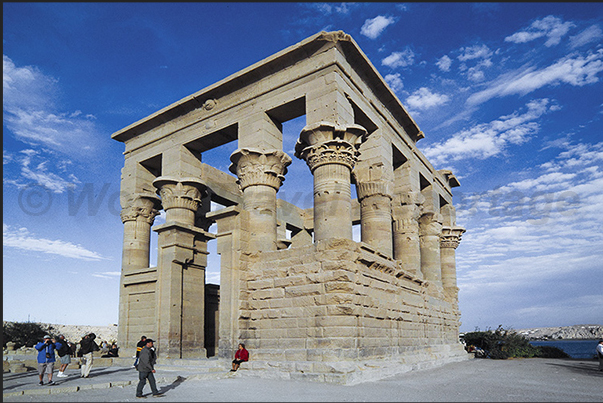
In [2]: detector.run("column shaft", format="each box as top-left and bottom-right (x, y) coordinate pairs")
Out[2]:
(419, 213), (443, 283)
(244, 185), (278, 251)
(358, 182), (392, 256)
(152, 176), (212, 359)
(295, 122), (366, 242)
(313, 163), (353, 241)
(393, 205), (421, 274)
(229, 148), (291, 252)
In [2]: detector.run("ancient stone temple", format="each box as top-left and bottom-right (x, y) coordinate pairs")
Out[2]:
(112, 30), (468, 384)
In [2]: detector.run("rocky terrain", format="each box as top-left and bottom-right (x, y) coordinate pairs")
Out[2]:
(516, 324), (603, 340)
(3, 321), (118, 345)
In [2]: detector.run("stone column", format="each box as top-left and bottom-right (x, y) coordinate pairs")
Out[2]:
(392, 191), (423, 275)
(152, 176), (214, 359)
(229, 148), (291, 252)
(294, 121), (366, 242)
(357, 181), (393, 256)
(419, 212), (443, 283)
(118, 193), (161, 350)
(120, 193), (162, 272)
(440, 226), (466, 292)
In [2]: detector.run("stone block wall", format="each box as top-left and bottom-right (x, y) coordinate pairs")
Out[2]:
(237, 238), (466, 383)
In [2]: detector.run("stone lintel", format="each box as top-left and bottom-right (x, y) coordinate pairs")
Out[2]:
(153, 222), (215, 240)
(123, 269), (158, 286)
(206, 204), (243, 221)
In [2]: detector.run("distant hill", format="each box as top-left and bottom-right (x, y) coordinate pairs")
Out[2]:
(516, 324), (603, 340)
(3, 321), (118, 345)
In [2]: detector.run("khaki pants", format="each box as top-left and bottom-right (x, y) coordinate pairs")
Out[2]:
(80, 352), (93, 377)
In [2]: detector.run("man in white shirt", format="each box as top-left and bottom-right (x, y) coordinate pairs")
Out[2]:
(597, 340), (603, 371)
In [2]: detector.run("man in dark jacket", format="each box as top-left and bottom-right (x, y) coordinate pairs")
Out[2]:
(133, 335), (147, 368)
(135, 338), (163, 398)
(78, 333), (99, 378)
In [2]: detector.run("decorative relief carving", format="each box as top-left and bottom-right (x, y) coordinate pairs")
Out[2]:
(120, 193), (161, 224)
(357, 181), (392, 201)
(229, 148), (292, 191)
(392, 216), (419, 233)
(294, 122), (367, 172)
(419, 212), (444, 236)
(153, 177), (207, 212)
(440, 226), (466, 249)
(201, 99), (217, 111)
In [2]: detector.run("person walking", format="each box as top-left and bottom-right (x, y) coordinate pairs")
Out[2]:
(78, 332), (100, 378)
(133, 335), (147, 368)
(34, 335), (60, 386)
(597, 340), (603, 371)
(56, 334), (73, 377)
(230, 343), (249, 372)
(135, 338), (163, 398)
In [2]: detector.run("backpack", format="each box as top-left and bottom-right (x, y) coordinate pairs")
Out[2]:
(57, 340), (71, 357)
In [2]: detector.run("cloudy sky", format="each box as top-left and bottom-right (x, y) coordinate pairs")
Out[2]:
(3, 3), (602, 332)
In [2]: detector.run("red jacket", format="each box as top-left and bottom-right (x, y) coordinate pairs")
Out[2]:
(235, 348), (249, 361)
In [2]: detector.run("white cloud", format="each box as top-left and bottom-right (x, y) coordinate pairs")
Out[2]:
(3, 55), (103, 158)
(504, 15), (575, 47)
(92, 271), (121, 279)
(569, 24), (603, 49)
(436, 55), (452, 72)
(467, 50), (603, 106)
(381, 48), (415, 68)
(3, 224), (108, 261)
(360, 15), (395, 39)
(384, 73), (404, 92)
(405, 87), (449, 111)
(458, 44), (492, 61)
(4, 149), (79, 193)
(423, 99), (554, 165)
(455, 145), (603, 308)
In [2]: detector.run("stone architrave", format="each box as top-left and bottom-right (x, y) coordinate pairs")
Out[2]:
(229, 148), (291, 252)
(357, 180), (393, 256)
(152, 176), (214, 359)
(295, 121), (366, 242)
(440, 226), (466, 293)
(419, 212), (443, 283)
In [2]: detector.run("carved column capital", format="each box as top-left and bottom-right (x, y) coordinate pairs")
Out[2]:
(120, 193), (162, 224)
(394, 190), (424, 207)
(229, 148), (292, 191)
(357, 181), (392, 201)
(153, 176), (207, 212)
(419, 212), (443, 236)
(294, 121), (366, 172)
(440, 226), (466, 249)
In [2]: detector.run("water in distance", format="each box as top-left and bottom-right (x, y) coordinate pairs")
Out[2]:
(529, 339), (600, 359)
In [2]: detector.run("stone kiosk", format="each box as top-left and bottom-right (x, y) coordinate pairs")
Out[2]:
(112, 31), (468, 384)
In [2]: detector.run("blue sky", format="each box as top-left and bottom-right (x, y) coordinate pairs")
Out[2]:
(3, 3), (602, 332)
